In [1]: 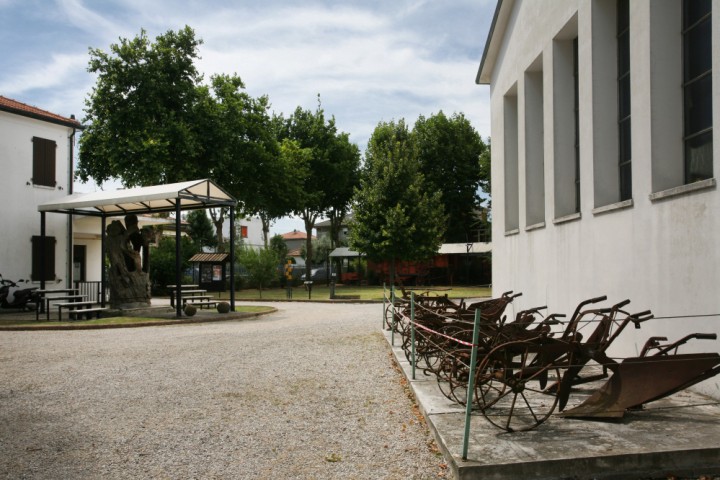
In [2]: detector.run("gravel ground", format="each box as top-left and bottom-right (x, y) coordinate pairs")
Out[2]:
(0, 302), (448, 479)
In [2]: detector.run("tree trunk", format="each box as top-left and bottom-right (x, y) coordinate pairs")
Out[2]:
(304, 216), (313, 283)
(209, 208), (225, 252)
(260, 215), (271, 248)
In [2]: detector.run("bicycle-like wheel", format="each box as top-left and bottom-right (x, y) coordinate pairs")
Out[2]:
(477, 340), (560, 432)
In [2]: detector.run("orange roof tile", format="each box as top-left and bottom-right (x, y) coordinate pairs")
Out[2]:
(0, 95), (83, 129)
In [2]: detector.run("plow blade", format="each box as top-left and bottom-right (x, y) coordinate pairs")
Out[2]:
(561, 353), (720, 419)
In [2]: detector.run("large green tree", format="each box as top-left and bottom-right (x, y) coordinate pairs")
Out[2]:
(349, 119), (445, 285)
(78, 27), (289, 249)
(78, 27), (205, 186)
(413, 111), (488, 243)
(197, 74), (281, 248)
(276, 100), (360, 279)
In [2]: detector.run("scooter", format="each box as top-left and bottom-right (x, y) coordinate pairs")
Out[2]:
(0, 274), (39, 310)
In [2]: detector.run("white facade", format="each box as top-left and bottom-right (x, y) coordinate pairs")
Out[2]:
(478, 0), (719, 398)
(222, 214), (264, 249)
(0, 101), (81, 288)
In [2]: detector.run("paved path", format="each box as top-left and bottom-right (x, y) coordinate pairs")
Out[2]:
(0, 302), (448, 479)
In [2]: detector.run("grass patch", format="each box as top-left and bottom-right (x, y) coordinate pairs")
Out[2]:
(208, 285), (492, 302)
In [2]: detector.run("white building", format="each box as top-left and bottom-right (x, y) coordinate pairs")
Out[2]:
(477, 0), (719, 398)
(0, 96), (82, 287)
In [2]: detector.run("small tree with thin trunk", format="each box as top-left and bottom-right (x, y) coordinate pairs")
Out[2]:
(349, 119), (445, 286)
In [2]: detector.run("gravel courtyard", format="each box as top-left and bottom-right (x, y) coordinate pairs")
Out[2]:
(0, 302), (447, 479)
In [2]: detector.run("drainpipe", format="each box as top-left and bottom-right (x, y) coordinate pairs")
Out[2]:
(66, 119), (77, 288)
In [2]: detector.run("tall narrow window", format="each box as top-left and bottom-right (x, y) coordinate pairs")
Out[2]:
(683, 0), (712, 183)
(573, 37), (580, 213)
(504, 90), (519, 233)
(617, 0), (631, 200)
(32, 137), (57, 187)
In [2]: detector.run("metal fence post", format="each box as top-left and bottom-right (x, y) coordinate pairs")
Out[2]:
(411, 291), (416, 380)
(391, 285), (396, 346)
(382, 282), (386, 329)
(462, 308), (482, 461)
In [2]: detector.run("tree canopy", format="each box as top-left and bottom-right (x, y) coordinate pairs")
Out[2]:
(185, 209), (216, 250)
(78, 27), (205, 186)
(413, 111), (488, 243)
(349, 119), (445, 284)
(275, 100), (360, 277)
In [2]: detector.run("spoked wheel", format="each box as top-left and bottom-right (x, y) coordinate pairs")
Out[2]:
(477, 340), (560, 432)
(384, 303), (405, 331)
(435, 349), (471, 403)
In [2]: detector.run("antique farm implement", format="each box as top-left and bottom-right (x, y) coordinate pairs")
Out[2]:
(386, 290), (720, 432)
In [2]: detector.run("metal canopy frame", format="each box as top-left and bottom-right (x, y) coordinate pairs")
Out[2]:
(37, 179), (237, 317)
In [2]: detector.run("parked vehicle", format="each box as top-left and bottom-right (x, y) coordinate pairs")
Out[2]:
(0, 274), (39, 310)
(301, 267), (329, 283)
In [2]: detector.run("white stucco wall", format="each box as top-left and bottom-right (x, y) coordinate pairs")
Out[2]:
(486, 0), (720, 398)
(0, 111), (75, 287)
(222, 214), (264, 249)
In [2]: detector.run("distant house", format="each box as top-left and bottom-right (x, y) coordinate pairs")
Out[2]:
(221, 214), (264, 249)
(280, 229), (315, 267)
(477, 1), (718, 397)
(315, 214), (352, 244)
(0, 96), (82, 287)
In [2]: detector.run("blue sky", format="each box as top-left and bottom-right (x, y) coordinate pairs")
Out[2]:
(1, 0), (495, 234)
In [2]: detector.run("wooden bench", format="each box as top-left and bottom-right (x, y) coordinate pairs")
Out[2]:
(56, 301), (95, 321)
(184, 295), (213, 305)
(69, 307), (109, 320)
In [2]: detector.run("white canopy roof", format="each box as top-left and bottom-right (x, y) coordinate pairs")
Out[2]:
(438, 242), (492, 255)
(329, 247), (362, 258)
(329, 242), (491, 258)
(38, 179), (236, 216)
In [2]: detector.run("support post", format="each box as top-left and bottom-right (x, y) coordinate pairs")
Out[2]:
(411, 291), (416, 380)
(101, 216), (106, 307)
(382, 282), (386, 329)
(229, 206), (236, 311)
(462, 308), (482, 461)
(391, 285), (396, 346)
(40, 212), (46, 291)
(175, 201), (182, 318)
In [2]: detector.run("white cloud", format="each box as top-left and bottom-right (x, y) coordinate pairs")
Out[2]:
(0, 53), (87, 95)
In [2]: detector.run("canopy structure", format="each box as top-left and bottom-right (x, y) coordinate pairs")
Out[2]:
(438, 242), (492, 255)
(329, 247), (362, 258)
(37, 179), (238, 317)
(38, 179), (236, 216)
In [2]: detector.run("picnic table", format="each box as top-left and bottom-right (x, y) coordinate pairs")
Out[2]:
(168, 285), (212, 308)
(35, 289), (80, 320)
(40, 295), (86, 321)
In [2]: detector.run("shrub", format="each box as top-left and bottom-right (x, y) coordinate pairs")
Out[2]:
(184, 304), (197, 316)
(217, 302), (230, 314)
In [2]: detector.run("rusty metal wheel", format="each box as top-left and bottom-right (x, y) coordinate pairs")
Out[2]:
(477, 340), (560, 432)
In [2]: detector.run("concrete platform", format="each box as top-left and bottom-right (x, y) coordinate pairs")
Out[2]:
(384, 330), (720, 480)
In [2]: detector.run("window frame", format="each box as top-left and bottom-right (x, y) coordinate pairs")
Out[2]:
(617, 0), (632, 201)
(682, 0), (713, 184)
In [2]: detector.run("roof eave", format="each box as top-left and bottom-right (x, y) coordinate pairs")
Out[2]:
(0, 104), (84, 130)
(476, 0), (513, 85)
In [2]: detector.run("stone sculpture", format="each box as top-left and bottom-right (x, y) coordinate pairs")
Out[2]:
(106, 214), (151, 309)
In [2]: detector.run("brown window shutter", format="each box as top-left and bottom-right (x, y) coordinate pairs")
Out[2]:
(32, 137), (57, 187)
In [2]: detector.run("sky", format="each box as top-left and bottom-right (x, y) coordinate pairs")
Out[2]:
(0, 0), (495, 236)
